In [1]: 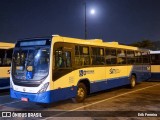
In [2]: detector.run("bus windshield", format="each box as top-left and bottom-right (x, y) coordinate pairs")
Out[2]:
(12, 47), (50, 81)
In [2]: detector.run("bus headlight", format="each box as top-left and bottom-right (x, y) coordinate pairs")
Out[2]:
(38, 82), (49, 93)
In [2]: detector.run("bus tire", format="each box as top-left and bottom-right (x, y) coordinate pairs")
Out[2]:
(75, 83), (87, 103)
(130, 75), (136, 88)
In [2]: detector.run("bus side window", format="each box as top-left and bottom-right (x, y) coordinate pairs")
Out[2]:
(117, 49), (126, 64)
(127, 50), (135, 64)
(0, 49), (2, 66)
(63, 51), (72, 67)
(135, 51), (142, 64)
(142, 52), (149, 64)
(91, 47), (105, 65)
(55, 50), (64, 68)
(82, 47), (90, 65)
(75, 46), (90, 66)
(0, 58), (1, 65)
(55, 50), (72, 68)
(151, 54), (160, 65)
(6, 49), (13, 66)
(0, 49), (5, 66)
(0, 49), (12, 66)
(105, 48), (117, 65)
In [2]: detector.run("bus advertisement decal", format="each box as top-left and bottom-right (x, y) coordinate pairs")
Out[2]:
(109, 68), (120, 74)
(79, 70), (94, 77)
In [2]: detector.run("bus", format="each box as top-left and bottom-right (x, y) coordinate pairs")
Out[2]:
(10, 35), (151, 103)
(150, 50), (160, 80)
(0, 42), (14, 90)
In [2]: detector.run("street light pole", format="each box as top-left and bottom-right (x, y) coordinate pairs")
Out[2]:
(84, 1), (87, 39)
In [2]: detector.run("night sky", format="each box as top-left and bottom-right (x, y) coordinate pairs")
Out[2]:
(0, 0), (160, 44)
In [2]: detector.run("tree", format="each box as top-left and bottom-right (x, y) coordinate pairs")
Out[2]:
(130, 40), (154, 49)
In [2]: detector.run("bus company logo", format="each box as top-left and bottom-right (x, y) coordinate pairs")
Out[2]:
(79, 70), (94, 77)
(2, 112), (11, 117)
(109, 68), (120, 74)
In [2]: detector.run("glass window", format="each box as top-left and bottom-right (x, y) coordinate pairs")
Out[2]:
(12, 47), (50, 81)
(135, 51), (142, 64)
(83, 47), (89, 55)
(92, 47), (97, 55)
(55, 50), (72, 68)
(0, 49), (13, 67)
(142, 52), (149, 64)
(0, 49), (6, 66)
(117, 49), (126, 64)
(55, 50), (63, 67)
(100, 48), (104, 56)
(75, 46), (79, 55)
(91, 47), (105, 65)
(75, 46), (90, 66)
(105, 48), (117, 65)
(151, 54), (160, 65)
(127, 51), (135, 64)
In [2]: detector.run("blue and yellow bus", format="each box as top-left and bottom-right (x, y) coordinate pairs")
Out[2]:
(10, 35), (151, 103)
(0, 42), (14, 90)
(150, 50), (160, 80)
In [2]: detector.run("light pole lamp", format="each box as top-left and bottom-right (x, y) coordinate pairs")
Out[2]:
(84, 1), (95, 39)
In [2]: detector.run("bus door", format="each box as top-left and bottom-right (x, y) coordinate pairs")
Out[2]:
(141, 52), (151, 80)
(53, 46), (73, 81)
(52, 45), (75, 100)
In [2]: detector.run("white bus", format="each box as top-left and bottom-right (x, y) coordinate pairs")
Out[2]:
(150, 50), (160, 80)
(0, 42), (14, 90)
(10, 35), (151, 103)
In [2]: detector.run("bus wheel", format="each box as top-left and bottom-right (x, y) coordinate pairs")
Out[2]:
(130, 75), (136, 88)
(75, 83), (87, 103)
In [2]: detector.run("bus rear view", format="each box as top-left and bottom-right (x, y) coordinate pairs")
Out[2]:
(10, 38), (51, 103)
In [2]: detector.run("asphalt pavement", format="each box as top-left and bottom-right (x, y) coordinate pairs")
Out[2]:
(0, 81), (160, 120)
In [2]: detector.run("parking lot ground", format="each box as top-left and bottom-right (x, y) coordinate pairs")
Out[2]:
(0, 81), (160, 120)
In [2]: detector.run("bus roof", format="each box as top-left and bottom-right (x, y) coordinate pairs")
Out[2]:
(52, 35), (149, 52)
(0, 42), (15, 49)
(150, 50), (160, 54)
(14, 35), (149, 52)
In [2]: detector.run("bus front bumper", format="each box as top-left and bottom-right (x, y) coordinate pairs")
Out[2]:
(10, 88), (51, 103)
(10, 86), (77, 103)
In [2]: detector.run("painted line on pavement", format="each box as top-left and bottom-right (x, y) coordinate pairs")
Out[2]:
(45, 83), (160, 119)
(0, 100), (21, 107)
(0, 95), (9, 98)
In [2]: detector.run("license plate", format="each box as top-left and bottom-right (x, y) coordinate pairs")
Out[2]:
(21, 97), (28, 102)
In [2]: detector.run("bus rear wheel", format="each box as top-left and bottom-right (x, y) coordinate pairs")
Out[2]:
(75, 83), (87, 103)
(130, 75), (136, 88)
